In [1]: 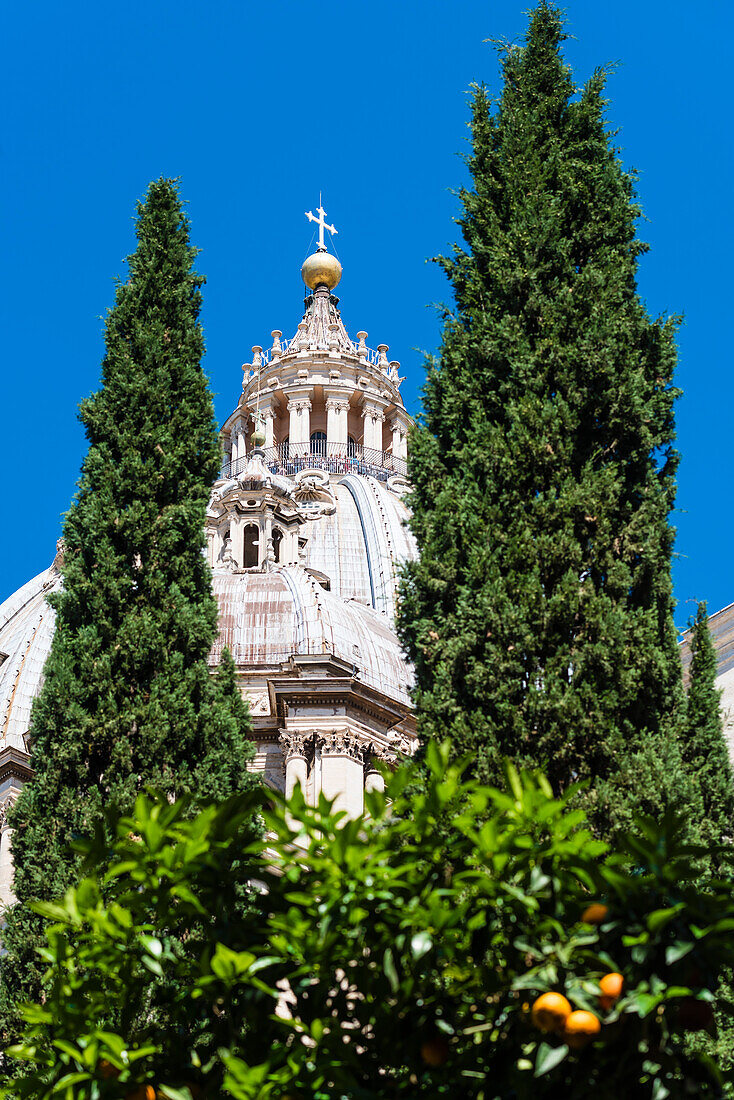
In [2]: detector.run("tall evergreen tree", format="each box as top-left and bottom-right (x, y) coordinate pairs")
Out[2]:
(398, 3), (701, 836)
(684, 602), (734, 848)
(0, 179), (254, 1033)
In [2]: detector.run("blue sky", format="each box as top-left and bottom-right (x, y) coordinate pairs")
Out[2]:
(1, 1), (731, 630)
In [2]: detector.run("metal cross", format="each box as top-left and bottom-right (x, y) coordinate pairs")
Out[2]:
(305, 201), (337, 251)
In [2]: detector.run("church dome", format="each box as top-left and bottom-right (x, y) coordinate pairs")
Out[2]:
(0, 207), (417, 837)
(211, 566), (412, 708)
(0, 561), (62, 754)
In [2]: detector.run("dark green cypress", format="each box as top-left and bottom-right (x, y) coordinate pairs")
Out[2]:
(398, 3), (701, 836)
(684, 603), (734, 848)
(0, 179), (254, 1033)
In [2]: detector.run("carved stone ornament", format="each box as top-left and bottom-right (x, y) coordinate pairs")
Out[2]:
(319, 730), (365, 761)
(325, 397), (350, 413)
(387, 475), (411, 497)
(279, 730), (311, 760)
(220, 536), (236, 572)
(247, 692), (270, 716)
(293, 469), (337, 519)
(366, 743), (398, 770)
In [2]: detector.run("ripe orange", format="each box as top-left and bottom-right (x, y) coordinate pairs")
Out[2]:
(125, 1087), (156, 1100)
(581, 903), (609, 925)
(98, 1059), (120, 1079)
(420, 1034), (450, 1067)
(563, 1009), (602, 1049)
(599, 972), (624, 1010)
(530, 991), (572, 1033)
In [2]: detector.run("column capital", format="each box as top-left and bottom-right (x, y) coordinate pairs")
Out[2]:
(361, 399), (388, 420)
(318, 729), (365, 762)
(325, 396), (350, 413)
(287, 397), (312, 413)
(279, 730), (312, 760)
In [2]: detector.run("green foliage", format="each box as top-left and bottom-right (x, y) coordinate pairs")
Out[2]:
(398, 1), (697, 836)
(681, 603), (734, 1081)
(8, 745), (734, 1099)
(0, 179), (255, 1037)
(683, 603), (734, 848)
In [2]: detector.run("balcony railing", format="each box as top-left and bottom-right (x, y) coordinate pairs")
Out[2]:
(219, 441), (408, 483)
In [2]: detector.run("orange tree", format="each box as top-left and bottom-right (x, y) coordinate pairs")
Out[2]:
(7, 743), (734, 1099)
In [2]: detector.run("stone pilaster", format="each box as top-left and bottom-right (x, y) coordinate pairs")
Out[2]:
(287, 397), (312, 456)
(262, 407), (277, 450)
(319, 730), (365, 818)
(361, 403), (386, 454)
(279, 730), (311, 801)
(325, 396), (350, 449)
(390, 417), (408, 461)
(0, 802), (14, 910)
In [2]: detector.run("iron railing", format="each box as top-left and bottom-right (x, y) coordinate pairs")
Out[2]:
(219, 441), (408, 483)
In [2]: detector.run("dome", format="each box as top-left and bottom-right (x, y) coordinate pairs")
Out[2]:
(299, 474), (417, 618)
(301, 250), (342, 291)
(0, 562), (62, 753)
(0, 473), (417, 755)
(211, 566), (412, 708)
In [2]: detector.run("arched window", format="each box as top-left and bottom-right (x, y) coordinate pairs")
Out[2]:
(243, 524), (259, 569)
(310, 430), (327, 457)
(272, 527), (283, 564)
(347, 435), (357, 458)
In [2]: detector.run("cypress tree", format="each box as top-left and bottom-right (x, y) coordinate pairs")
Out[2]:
(0, 178), (254, 1032)
(684, 602), (734, 848)
(398, 3), (701, 836)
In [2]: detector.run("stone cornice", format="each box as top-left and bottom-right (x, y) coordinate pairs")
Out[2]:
(0, 745), (33, 785)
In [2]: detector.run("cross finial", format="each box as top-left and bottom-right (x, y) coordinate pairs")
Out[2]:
(305, 200), (337, 252)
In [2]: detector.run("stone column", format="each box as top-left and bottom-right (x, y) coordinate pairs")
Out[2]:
(364, 762), (385, 795)
(361, 404), (375, 452)
(287, 398), (311, 458)
(326, 397), (349, 450)
(264, 513), (274, 569)
(0, 803), (16, 910)
(365, 745), (395, 796)
(232, 417), (248, 471)
(279, 731), (311, 801)
(263, 407), (277, 450)
(361, 404), (385, 455)
(390, 418), (408, 462)
(320, 731), (365, 818)
(221, 437), (232, 476)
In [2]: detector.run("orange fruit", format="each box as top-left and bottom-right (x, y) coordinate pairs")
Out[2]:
(125, 1088), (156, 1100)
(599, 971), (624, 1010)
(563, 1009), (601, 1048)
(581, 903), (609, 925)
(420, 1034), (450, 1067)
(530, 991), (572, 1033)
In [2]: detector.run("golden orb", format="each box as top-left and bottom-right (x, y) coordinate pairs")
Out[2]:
(301, 249), (342, 291)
